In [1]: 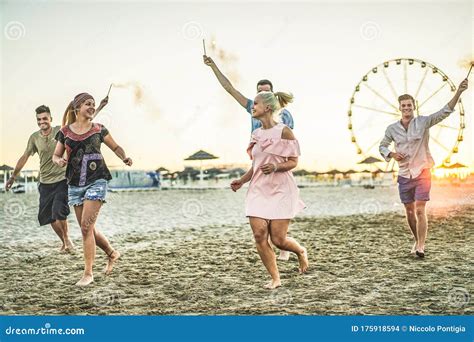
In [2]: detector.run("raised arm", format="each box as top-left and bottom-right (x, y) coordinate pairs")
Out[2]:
(103, 133), (133, 166)
(5, 153), (30, 190)
(92, 96), (109, 119)
(203, 55), (248, 108)
(448, 79), (468, 110)
(426, 79), (469, 127)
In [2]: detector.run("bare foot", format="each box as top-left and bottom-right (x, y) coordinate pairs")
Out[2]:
(277, 250), (290, 261)
(105, 250), (120, 275)
(415, 246), (425, 258)
(64, 239), (75, 254)
(297, 247), (309, 273)
(59, 244), (66, 253)
(410, 241), (417, 254)
(75, 274), (94, 287)
(263, 279), (281, 290)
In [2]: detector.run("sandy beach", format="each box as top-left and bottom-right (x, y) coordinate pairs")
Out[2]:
(0, 189), (472, 315)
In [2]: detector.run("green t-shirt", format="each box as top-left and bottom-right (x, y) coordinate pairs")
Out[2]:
(25, 126), (66, 184)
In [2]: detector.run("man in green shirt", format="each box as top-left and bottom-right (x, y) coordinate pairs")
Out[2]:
(6, 100), (107, 252)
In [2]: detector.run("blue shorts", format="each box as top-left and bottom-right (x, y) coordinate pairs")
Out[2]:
(397, 169), (431, 204)
(68, 179), (108, 206)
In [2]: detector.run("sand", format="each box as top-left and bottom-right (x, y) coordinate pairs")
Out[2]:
(0, 204), (472, 315)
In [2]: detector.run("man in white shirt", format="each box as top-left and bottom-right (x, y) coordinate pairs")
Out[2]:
(379, 79), (468, 257)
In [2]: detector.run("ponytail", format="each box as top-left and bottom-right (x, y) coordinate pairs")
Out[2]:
(62, 102), (76, 127)
(274, 92), (294, 108)
(257, 91), (294, 114)
(62, 92), (94, 126)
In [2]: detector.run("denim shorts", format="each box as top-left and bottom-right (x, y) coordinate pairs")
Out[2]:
(68, 178), (108, 206)
(397, 168), (431, 204)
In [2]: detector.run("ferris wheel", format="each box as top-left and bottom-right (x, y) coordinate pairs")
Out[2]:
(348, 58), (465, 171)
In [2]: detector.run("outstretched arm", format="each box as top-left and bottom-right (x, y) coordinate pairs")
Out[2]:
(103, 133), (132, 166)
(448, 79), (468, 110)
(426, 79), (469, 127)
(92, 96), (109, 119)
(203, 55), (248, 108)
(5, 153), (30, 190)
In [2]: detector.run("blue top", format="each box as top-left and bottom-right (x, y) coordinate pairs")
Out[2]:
(246, 98), (294, 132)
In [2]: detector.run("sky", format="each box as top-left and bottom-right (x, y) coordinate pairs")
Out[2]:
(1, 0), (473, 173)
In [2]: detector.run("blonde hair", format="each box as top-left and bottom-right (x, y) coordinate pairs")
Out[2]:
(62, 93), (94, 126)
(257, 91), (294, 114)
(62, 102), (77, 127)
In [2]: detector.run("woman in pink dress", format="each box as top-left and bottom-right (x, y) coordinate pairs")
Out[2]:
(231, 91), (308, 289)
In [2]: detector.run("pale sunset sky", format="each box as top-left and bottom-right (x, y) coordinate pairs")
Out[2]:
(1, 0), (473, 172)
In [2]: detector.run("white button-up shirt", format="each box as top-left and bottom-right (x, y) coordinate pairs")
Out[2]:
(379, 104), (454, 179)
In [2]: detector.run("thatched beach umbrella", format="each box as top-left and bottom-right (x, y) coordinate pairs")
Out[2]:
(293, 169), (311, 176)
(322, 169), (343, 185)
(436, 162), (468, 178)
(325, 169), (343, 175)
(184, 150), (219, 183)
(155, 167), (169, 173)
(357, 156), (383, 185)
(446, 162), (468, 169)
(358, 156), (383, 164)
(0, 164), (14, 187)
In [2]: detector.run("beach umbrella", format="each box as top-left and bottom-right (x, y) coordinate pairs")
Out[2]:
(293, 169), (311, 176)
(357, 156), (383, 186)
(0, 164), (14, 186)
(446, 162), (468, 169)
(343, 169), (357, 174)
(357, 156), (383, 164)
(325, 169), (343, 175)
(323, 169), (342, 186)
(155, 167), (169, 173)
(447, 162), (469, 178)
(436, 162), (468, 178)
(0, 164), (13, 171)
(184, 150), (219, 183)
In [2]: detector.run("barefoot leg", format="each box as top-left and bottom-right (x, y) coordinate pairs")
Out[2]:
(93, 227), (119, 275)
(404, 203), (418, 253)
(50, 220), (66, 252)
(250, 217), (281, 287)
(269, 219), (309, 273)
(104, 249), (120, 276)
(74, 201), (103, 286)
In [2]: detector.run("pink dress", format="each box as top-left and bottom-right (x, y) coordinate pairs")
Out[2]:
(245, 123), (305, 219)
